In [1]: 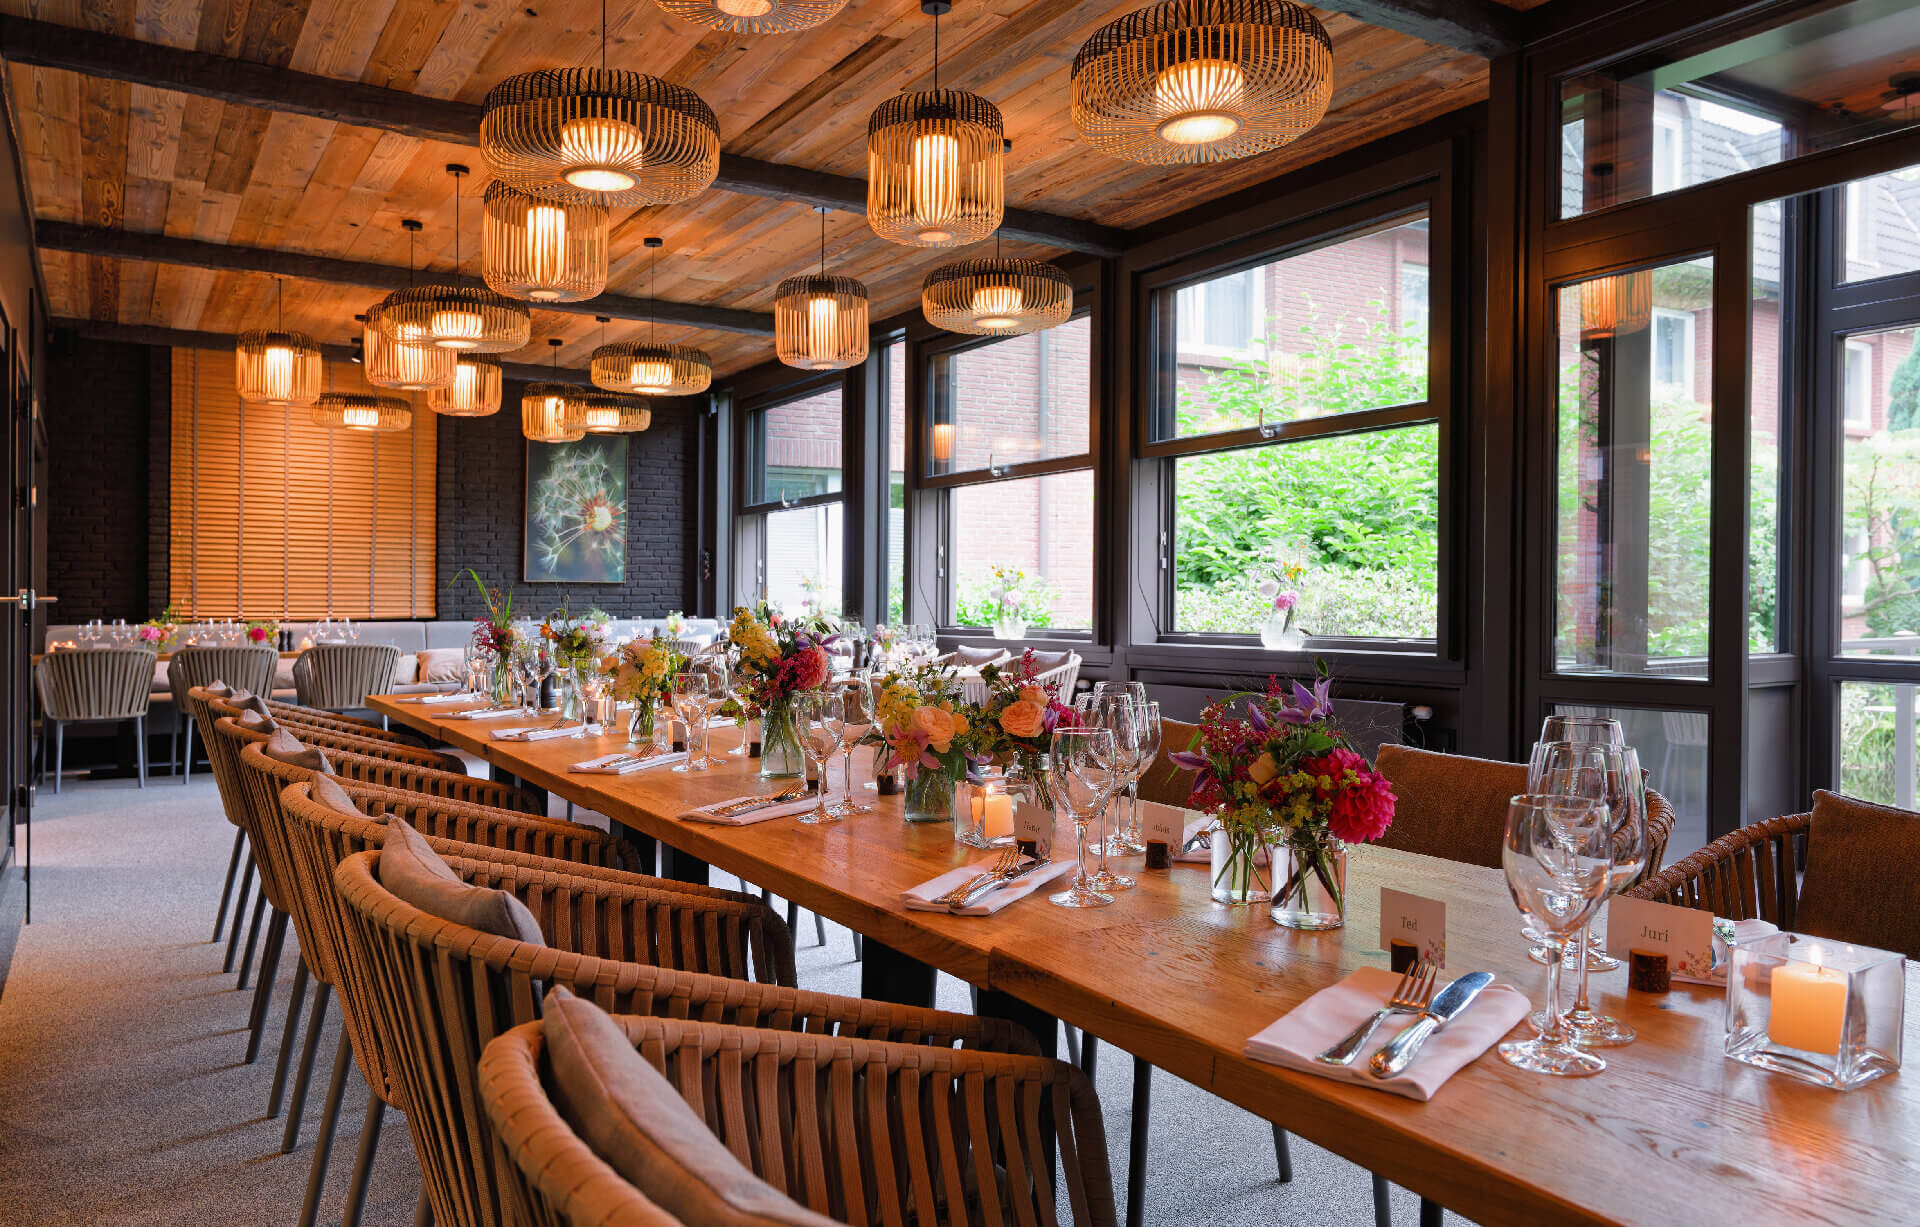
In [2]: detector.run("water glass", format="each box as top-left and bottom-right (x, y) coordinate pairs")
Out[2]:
(796, 690), (844, 824)
(1499, 794), (1613, 1077)
(671, 674), (713, 773)
(1048, 727), (1117, 909)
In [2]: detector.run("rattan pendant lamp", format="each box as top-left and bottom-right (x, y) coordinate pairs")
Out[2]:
(775, 207), (869, 370)
(867, 1), (1004, 247)
(312, 392), (413, 432)
(428, 354), (504, 416)
(482, 179), (609, 302)
(363, 222), (458, 390)
(589, 239), (712, 395)
(655, 0), (847, 35)
(481, 0), (719, 207)
(922, 231), (1073, 336)
(1070, 0), (1333, 165)
(235, 279), (322, 405)
(378, 166), (531, 353)
(1579, 270), (1652, 341)
(523, 338), (584, 442)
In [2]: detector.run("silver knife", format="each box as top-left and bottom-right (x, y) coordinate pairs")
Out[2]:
(1368, 972), (1493, 1079)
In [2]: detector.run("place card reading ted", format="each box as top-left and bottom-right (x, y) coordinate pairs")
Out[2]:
(1379, 888), (1446, 967)
(1604, 896), (1715, 982)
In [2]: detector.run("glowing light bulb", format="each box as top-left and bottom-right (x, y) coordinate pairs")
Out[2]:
(1152, 58), (1245, 146)
(970, 283), (1022, 329)
(908, 129), (960, 242)
(806, 293), (840, 369)
(627, 357), (673, 393)
(584, 404), (621, 432)
(560, 116), (640, 192)
(525, 203), (569, 300)
(343, 406), (380, 430)
(431, 306), (485, 350)
(717, 0), (773, 14)
(262, 345), (294, 400)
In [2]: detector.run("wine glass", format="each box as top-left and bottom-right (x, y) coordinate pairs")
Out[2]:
(508, 640), (538, 711)
(1084, 698), (1142, 892)
(723, 644), (753, 758)
(838, 675), (875, 813)
(686, 656), (729, 766)
(1523, 716), (1626, 964)
(796, 689), (844, 824)
(1048, 727), (1117, 909)
(1498, 794), (1614, 1077)
(670, 674), (712, 773)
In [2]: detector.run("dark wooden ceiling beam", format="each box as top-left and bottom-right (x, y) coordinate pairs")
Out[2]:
(36, 221), (775, 336)
(0, 16), (1127, 257)
(1312, 0), (1524, 58)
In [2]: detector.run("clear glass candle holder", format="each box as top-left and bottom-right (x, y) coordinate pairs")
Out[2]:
(955, 772), (1019, 849)
(1724, 931), (1904, 1091)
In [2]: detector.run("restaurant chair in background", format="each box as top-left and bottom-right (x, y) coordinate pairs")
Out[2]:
(35, 645), (158, 792)
(268, 699), (430, 746)
(214, 704), (537, 808)
(939, 644), (1011, 670)
(293, 643), (401, 720)
(1631, 790), (1920, 959)
(479, 991), (1117, 1227)
(1024, 648), (1082, 697)
(169, 643), (277, 780)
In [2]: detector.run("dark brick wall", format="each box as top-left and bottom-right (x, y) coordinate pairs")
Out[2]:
(44, 335), (157, 623)
(434, 377), (699, 622)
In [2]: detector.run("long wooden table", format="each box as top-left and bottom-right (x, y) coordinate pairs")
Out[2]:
(370, 694), (1920, 1227)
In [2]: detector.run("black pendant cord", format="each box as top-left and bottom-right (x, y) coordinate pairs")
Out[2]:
(649, 248), (657, 343)
(451, 175), (461, 273)
(933, 12), (939, 92)
(818, 210), (827, 277)
(601, 0), (608, 72)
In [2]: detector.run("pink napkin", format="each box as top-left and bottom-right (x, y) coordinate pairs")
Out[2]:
(1244, 966), (1530, 1101)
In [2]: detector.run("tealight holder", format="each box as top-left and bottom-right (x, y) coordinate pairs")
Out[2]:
(1724, 931), (1903, 1090)
(585, 694), (618, 736)
(954, 773), (1018, 849)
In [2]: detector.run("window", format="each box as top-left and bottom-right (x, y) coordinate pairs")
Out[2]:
(168, 348), (436, 618)
(1651, 111), (1684, 195)
(739, 383), (844, 618)
(1151, 208), (1439, 646)
(1842, 164), (1920, 284)
(1175, 267), (1265, 358)
(1652, 307), (1696, 402)
(882, 339), (906, 624)
(1838, 324), (1920, 659)
(1845, 339), (1874, 428)
(927, 315), (1094, 633)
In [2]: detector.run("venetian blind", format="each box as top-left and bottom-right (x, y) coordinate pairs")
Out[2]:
(169, 347), (437, 619)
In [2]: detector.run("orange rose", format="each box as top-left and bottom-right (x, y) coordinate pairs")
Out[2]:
(1017, 685), (1048, 706)
(1000, 698), (1045, 739)
(912, 705), (957, 750)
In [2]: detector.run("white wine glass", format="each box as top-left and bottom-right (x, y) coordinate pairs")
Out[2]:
(1048, 727), (1117, 909)
(796, 690), (844, 825)
(1499, 794), (1613, 1077)
(670, 674), (712, 773)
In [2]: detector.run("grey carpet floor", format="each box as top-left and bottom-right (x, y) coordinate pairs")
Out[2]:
(0, 775), (1442, 1226)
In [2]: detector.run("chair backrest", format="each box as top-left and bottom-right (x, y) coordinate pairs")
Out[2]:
(331, 841), (1031, 1227)
(295, 642), (401, 709)
(218, 713), (542, 812)
(268, 698), (414, 742)
(1027, 650), (1081, 699)
(479, 1012), (1115, 1227)
(942, 646), (1010, 670)
(36, 648), (158, 722)
(1371, 745), (1529, 870)
(1138, 717), (1200, 807)
(1629, 811), (1812, 926)
(168, 644), (278, 712)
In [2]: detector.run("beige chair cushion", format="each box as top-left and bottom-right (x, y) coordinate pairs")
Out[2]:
(417, 648), (466, 684)
(379, 818), (544, 945)
(264, 727), (334, 775)
(1026, 649), (1073, 674)
(1795, 790), (1920, 959)
(392, 654), (419, 685)
(1373, 744), (1528, 870)
(203, 681), (234, 697)
(542, 987), (838, 1227)
(309, 773), (361, 816)
(949, 645), (1005, 669)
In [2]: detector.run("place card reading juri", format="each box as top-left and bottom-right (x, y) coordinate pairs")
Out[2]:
(1379, 888), (1446, 967)
(1605, 896), (1715, 982)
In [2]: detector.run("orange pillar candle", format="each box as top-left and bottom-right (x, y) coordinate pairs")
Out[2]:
(971, 790), (1015, 840)
(1770, 954), (1848, 1055)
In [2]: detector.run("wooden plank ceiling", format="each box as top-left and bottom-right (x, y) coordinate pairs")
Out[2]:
(7, 0), (1492, 377)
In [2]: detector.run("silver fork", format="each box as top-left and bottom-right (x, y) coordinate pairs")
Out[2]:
(711, 783), (806, 817)
(937, 847), (1021, 907)
(1314, 960), (1437, 1066)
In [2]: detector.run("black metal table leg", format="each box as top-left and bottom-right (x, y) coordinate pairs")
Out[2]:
(662, 845), (711, 886)
(858, 937), (937, 1006)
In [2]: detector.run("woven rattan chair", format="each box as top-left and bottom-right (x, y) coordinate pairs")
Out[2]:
(210, 697), (468, 775)
(479, 1006), (1116, 1227)
(1628, 811), (1811, 925)
(35, 647), (158, 792)
(168, 644), (277, 781)
(268, 699), (426, 746)
(214, 706), (538, 810)
(293, 643), (401, 715)
(331, 836), (1038, 1227)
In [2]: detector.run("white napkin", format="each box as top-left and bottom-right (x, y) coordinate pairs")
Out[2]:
(570, 751), (671, 775)
(446, 706), (535, 720)
(1170, 814), (1270, 865)
(413, 692), (475, 704)
(682, 793), (822, 826)
(902, 858), (1074, 916)
(1244, 966), (1531, 1101)
(489, 725), (578, 742)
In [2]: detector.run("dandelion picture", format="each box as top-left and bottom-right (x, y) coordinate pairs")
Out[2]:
(524, 437), (628, 583)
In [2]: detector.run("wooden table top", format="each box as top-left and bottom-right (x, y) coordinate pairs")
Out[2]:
(369, 694), (1920, 1227)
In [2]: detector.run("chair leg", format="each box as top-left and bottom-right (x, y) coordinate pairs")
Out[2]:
(213, 830), (246, 942)
(1272, 1124), (1293, 1183)
(283, 983), (332, 1153)
(245, 909), (288, 1063)
(299, 1032), (353, 1227)
(182, 718), (194, 783)
(813, 910), (827, 947)
(169, 721), (178, 779)
(52, 722), (62, 794)
(785, 897), (798, 934)
(341, 1094), (387, 1227)
(236, 889), (267, 990)
(1374, 1174), (1393, 1227)
(1063, 1025), (1080, 1067)
(1126, 1057), (1151, 1227)
(135, 715), (147, 787)
(223, 854), (255, 972)
(414, 1185), (433, 1227)
(852, 932), (863, 961)
(1420, 1198), (1443, 1227)
(269, 956), (310, 1115)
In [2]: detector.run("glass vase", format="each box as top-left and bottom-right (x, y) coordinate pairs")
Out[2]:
(906, 769), (956, 823)
(1272, 832), (1348, 930)
(991, 615), (1029, 640)
(1259, 613), (1306, 652)
(759, 699), (805, 779)
(627, 701), (656, 748)
(491, 654), (513, 705)
(1209, 821), (1274, 905)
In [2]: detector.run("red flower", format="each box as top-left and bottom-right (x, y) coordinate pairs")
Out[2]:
(1306, 747), (1396, 844)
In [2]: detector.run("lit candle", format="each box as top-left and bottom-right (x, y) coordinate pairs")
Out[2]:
(1770, 949), (1848, 1055)
(971, 790), (1014, 840)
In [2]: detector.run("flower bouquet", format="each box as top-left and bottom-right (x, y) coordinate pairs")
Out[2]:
(138, 605), (182, 652)
(458, 569), (517, 703)
(872, 663), (972, 822)
(664, 610), (689, 638)
(608, 633), (686, 745)
(1170, 675), (1395, 926)
(728, 603), (835, 777)
(1257, 557), (1306, 651)
(966, 650), (1080, 791)
(986, 565), (1036, 639)
(543, 605), (613, 718)
(245, 620), (278, 646)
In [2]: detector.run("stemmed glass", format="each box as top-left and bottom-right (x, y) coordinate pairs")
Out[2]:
(670, 674), (712, 773)
(795, 689), (845, 824)
(1524, 715), (1627, 967)
(1087, 684), (1147, 854)
(1080, 698), (1142, 892)
(838, 676), (875, 813)
(1498, 794), (1614, 1077)
(508, 640), (539, 711)
(1048, 727), (1118, 909)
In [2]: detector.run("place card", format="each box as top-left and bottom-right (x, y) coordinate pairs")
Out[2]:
(1379, 888), (1445, 968)
(1605, 896), (1715, 983)
(1138, 800), (1185, 848)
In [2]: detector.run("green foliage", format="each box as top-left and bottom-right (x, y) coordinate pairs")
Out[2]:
(1888, 342), (1920, 432)
(954, 575), (1060, 629)
(1845, 429), (1920, 639)
(1840, 683), (1899, 805)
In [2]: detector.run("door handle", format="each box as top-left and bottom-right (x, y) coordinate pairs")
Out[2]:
(0, 590), (56, 608)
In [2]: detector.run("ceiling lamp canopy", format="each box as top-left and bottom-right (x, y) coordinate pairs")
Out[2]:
(482, 180), (609, 303)
(1579, 270), (1652, 341)
(379, 178), (531, 354)
(656, 0), (848, 35)
(362, 303), (456, 391)
(235, 280), (322, 406)
(574, 390), (653, 433)
(523, 338), (583, 442)
(775, 208), (869, 371)
(1071, 0), (1333, 165)
(922, 254), (1073, 336)
(428, 354), (504, 417)
(867, 2), (1004, 247)
(311, 393), (412, 433)
(589, 242), (713, 396)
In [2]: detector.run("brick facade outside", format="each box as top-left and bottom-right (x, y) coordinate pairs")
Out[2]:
(44, 336), (156, 623)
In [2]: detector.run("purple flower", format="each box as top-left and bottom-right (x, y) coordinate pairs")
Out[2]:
(1167, 750), (1208, 770)
(1248, 703), (1269, 733)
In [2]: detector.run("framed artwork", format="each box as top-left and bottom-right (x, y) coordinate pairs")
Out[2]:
(524, 435), (628, 583)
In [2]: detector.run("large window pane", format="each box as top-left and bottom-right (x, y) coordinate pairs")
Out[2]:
(884, 340), (906, 624)
(1164, 217), (1429, 441)
(1550, 703), (1710, 862)
(1843, 164), (1920, 284)
(1557, 0), (1920, 218)
(928, 316), (1090, 476)
(763, 503), (842, 619)
(1751, 199), (1785, 653)
(1171, 426), (1438, 639)
(1839, 324), (1920, 657)
(947, 471), (1093, 630)
(749, 386), (842, 505)
(1554, 258), (1715, 679)
(1839, 681), (1919, 810)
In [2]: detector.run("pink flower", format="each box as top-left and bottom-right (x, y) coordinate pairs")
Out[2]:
(1272, 591), (1299, 612)
(1309, 748), (1395, 844)
(248, 626), (270, 643)
(792, 645), (831, 690)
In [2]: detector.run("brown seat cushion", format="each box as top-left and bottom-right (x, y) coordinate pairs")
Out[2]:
(237, 708), (279, 733)
(1373, 744), (1529, 870)
(948, 646), (1005, 669)
(264, 727), (333, 774)
(1139, 718), (1200, 806)
(1025, 649), (1072, 674)
(542, 987), (839, 1227)
(1794, 790), (1920, 959)
(378, 818), (544, 945)
(309, 773), (361, 816)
